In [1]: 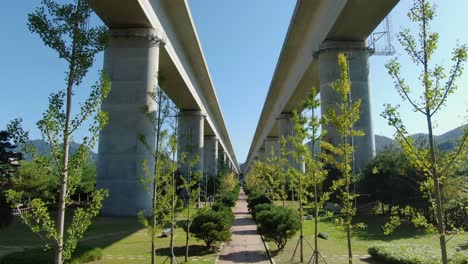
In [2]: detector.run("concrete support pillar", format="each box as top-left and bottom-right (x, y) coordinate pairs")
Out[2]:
(177, 110), (204, 178)
(97, 28), (162, 216)
(203, 136), (218, 178)
(318, 40), (375, 173)
(278, 112), (296, 167)
(257, 147), (266, 162)
(264, 136), (280, 159)
(218, 147), (227, 174)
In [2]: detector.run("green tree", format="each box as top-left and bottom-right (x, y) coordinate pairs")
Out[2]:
(76, 162), (97, 202)
(0, 130), (22, 228)
(256, 205), (300, 250)
(189, 208), (232, 249)
(178, 136), (202, 262)
(321, 53), (365, 264)
(138, 77), (178, 264)
(290, 88), (329, 263)
(12, 160), (58, 202)
(0, 130), (22, 188)
(362, 145), (427, 212)
(382, 1), (468, 262)
(5, 0), (110, 263)
(245, 159), (282, 202)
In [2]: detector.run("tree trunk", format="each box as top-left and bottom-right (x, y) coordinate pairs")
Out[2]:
(314, 171), (319, 264)
(426, 114), (448, 263)
(185, 199), (190, 262)
(55, 5), (79, 260)
(151, 87), (164, 264)
(420, 0), (447, 260)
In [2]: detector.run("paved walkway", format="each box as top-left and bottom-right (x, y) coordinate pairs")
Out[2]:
(218, 189), (270, 264)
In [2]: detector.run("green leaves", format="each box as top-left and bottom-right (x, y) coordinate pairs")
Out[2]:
(63, 189), (108, 261)
(5, 191), (58, 248)
(28, 0), (108, 84)
(256, 205), (300, 249)
(382, 1), (468, 262)
(190, 208), (232, 248)
(5, 1), (111, 262)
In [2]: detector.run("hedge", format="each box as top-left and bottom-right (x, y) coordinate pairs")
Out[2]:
(368, 244), (468, 264)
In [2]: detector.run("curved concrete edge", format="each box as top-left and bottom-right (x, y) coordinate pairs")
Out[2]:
(214, 242), (225, 264)
(259, 230), (276, 264)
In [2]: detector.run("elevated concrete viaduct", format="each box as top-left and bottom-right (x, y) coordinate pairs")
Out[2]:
(90, 0), (239, 216)
(244, 0), (399, 173)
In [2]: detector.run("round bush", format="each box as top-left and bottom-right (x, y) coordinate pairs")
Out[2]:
(220, 192), (237, 207)
(212, 202), (234, 223)
(256, 205), (300, 250)
(190, 208), (232, 249)
(246, 193), (271, 212)
(252, 203), (274, 219)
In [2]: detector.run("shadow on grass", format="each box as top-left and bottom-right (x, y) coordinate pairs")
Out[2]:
(456, 242), (468, 250)
(155, 245), (213, 257)
(71, 216), (144, 254)
(268, 247), (282, 257)
(351, 215), (426, 241)
(313, 214), (427, 242)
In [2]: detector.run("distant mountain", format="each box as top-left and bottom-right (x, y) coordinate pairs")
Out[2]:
(15, 139), (98, 162)
(239, 162), (247, 173)
(375, 135), (395, 152)
(375, 124), (467, 152)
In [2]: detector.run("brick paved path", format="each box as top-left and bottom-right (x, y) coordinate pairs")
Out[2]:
(218, 189), (270, 264)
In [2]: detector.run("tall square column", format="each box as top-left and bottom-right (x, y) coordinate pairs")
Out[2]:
(97, 28), (162, 216)
(203, 136), (218, 178)
(177, 110), (204, 178)
(278, 112), (296, 167)
(218, 147), (227, 174)
(318, 40), (375, 173)
(264, 136), (280, 159)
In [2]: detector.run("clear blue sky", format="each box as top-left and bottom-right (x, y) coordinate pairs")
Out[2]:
(0, 1), (467, 164)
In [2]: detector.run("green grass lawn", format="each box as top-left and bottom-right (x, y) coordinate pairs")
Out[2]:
(267, 213), (468, 264)
(0, 207), (218, 263)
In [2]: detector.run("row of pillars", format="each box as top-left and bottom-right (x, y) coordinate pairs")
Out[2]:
(96, 28), (235, 216)
(177, 110), (234, 182)
(255, 40), (375, 173)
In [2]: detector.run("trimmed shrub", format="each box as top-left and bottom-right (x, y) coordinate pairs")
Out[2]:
(190, 208), (232, 249)
(246, 193), (271, 212)
(252, 203), (274, 219)
(0, 246), (102, 264)
(368, 244), (468, 264)
(256, 205), (300, 250)
(212, 202), (234, 223)
(220, 192), (237, 207)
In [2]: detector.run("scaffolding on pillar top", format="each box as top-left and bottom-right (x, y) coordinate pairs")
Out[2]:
(367, 16), (396, 56)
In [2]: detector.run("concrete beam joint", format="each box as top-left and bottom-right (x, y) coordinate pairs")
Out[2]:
(110, 28), (166, 47)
